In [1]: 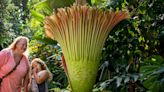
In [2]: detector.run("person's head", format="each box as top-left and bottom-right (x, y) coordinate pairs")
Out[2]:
(31, 58), (53, 81)
(8, 36), (29, 55)
(31, 58), (47, 71)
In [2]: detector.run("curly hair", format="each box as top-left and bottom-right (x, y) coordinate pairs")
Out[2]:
(31, 58), (53, 81)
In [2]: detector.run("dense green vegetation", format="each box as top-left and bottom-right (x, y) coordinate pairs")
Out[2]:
(0, 0), (164, 92)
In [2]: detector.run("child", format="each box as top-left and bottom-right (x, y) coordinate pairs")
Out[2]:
(31, 58), (53, 92)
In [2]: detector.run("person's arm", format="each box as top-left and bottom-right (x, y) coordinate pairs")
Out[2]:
(0, 49), (12, 78)
(24, 71), (30, 92)
(33, 69), (49, 84)
(0, 49), (8, 68)
(23, 57), (31, 92)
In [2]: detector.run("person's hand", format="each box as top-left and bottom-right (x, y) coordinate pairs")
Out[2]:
(27, 82), (31, 91)
(32, 68), (38, 73)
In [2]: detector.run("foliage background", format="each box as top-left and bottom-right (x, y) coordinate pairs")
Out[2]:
(0, 0), (164, 92)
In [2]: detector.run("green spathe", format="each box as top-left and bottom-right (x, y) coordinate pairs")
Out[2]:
(67, 59), (99, 92)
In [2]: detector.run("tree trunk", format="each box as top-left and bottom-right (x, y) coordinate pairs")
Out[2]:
(128, 81), (135, 92)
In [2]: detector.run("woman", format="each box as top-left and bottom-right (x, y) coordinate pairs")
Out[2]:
(31, 58), (53, 92)
(0, 36), (30, 92)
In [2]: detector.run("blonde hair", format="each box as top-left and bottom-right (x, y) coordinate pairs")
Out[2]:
(31, 58), (53, 81)
(8, 36), (29, 56)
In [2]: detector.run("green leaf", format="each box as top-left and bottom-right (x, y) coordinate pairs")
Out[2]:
(150, 81), (160, 92)
(116, 77), (122, 87)
(124, 76), (130, 83)
(151, 66), (164, 75)
(31, 10), (44, 22)
(33, 0), (53, 14)
(131, 74), (139, 82)
(144, 75), (159, 87)
(140, 65), (159, 72)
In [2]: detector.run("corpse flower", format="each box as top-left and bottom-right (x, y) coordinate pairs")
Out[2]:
(44, 5), (128, 92)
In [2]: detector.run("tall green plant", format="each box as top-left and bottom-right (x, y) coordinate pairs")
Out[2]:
(44, 4), (128, 92)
